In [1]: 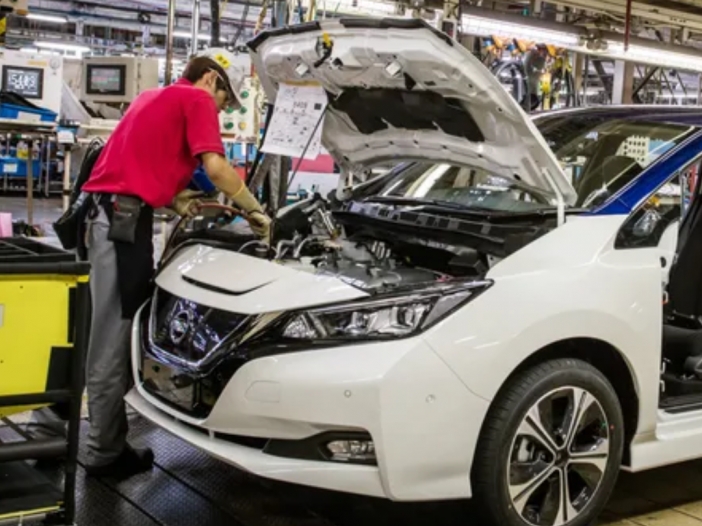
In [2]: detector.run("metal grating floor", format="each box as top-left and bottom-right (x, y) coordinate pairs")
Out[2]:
(4, 415), (702, 526)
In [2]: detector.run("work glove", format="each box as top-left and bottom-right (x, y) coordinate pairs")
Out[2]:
(172, 189), (204, 218)
(247, 210), (272, 241)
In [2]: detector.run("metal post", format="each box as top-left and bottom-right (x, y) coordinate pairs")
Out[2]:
(573, 52), (584, 106)
(583, 54), (590, 106)
(612, 60), (635, 105)
(63, 279), (91, 525)
(165, 0), (177, 86)
(190, 0), (201, 58)
(211, 0), (221, 45)
(44, 138), (50, 198)
(26, 140), (33, 227)
(624, 0), (633, 51)
(63, 147), (72, 212)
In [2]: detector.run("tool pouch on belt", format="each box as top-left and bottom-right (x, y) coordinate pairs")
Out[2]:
(107, 195), (144, 243)
(101, 195), (154, 320)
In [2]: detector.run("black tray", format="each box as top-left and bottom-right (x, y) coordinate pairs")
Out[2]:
(0, 237), (73, 264)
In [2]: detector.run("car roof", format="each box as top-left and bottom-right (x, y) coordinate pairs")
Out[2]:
(534, 105), (702, 126)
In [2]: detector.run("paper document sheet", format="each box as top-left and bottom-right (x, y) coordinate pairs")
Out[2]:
(261, 83), (328, 160)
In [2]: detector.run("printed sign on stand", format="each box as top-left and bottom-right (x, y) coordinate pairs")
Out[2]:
(261, 82), (328, 160)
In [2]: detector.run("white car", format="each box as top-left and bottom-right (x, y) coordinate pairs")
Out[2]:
(127, 18), (702, 526)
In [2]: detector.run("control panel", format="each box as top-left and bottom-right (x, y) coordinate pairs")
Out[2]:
(220, 77), (261, 143)
(81, 56), (159, 105)
(0, 50), (63, 114)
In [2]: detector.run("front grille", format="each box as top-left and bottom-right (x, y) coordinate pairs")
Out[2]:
(150, 289), (248, 364)
(141, 289), (251, 419)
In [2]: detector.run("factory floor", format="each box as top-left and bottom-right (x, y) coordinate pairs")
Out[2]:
(1, 413), (702, 526)
(3, 197), (702, 526)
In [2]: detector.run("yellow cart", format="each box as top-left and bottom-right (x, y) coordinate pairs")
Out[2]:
(0, 237), (90, 525)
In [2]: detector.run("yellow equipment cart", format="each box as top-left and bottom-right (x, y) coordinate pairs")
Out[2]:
(0, 237), (90, 525)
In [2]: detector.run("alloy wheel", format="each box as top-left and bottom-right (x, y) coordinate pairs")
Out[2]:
(506, 386), (610, 526)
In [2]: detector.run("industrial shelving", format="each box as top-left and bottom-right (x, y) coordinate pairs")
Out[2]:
(0, 237), (90, 525)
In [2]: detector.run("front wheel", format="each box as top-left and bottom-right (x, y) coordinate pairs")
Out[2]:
(472, 358), (624, 526)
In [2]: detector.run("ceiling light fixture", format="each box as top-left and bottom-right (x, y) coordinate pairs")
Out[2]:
(27, 13), (68, 24)
(593, 40), (702, 73)
(35, 41), (90, 53)
(458, 7), (702, 74)
(331, 0), (396, 15)
(461, 13), (581, 48)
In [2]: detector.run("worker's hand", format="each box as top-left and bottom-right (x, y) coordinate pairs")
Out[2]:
(172, 189), (204, 218)
(247, 210), (272, 241)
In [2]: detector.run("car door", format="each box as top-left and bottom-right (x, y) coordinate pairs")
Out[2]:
(618, 155), (702, 304)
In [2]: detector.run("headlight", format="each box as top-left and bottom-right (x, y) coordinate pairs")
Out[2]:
(280, 281), (491, 342)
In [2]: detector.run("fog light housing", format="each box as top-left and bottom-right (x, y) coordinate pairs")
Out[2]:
(326, 439), (376, 463)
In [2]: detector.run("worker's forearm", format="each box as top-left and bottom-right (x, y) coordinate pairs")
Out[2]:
(229, 184), (263, 213)
(205, 155), (263, 212)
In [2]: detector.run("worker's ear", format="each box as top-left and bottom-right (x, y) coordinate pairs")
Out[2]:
(202, 70), (218, 90)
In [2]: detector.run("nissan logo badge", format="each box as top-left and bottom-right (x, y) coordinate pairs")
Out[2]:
(169, 310), (193, 344)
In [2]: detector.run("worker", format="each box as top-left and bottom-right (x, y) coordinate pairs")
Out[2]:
(75, 49), (271, 478)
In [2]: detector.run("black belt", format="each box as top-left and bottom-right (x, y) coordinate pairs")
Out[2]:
(92, 192), (153, 209)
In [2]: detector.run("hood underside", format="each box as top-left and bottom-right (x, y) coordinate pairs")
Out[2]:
(249, 17), (577, 205)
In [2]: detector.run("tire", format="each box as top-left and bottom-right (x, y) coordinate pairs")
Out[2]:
(472, 358), (624, 526)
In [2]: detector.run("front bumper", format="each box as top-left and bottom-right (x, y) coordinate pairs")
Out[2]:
(128, 304), (490, 501)
(125, 387), (386, 496)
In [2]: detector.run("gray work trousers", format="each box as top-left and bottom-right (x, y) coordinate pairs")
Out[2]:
(33, 208), (133, 465)
(83, 207), (133, 466)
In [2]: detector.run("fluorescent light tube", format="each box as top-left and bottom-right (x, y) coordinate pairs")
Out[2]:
(598, 41), (702, 73)
(461, 14), (581, 48)
(27, 13), (67, 24)
(331, 0), (396, 15)
(35, 41), (91, 53)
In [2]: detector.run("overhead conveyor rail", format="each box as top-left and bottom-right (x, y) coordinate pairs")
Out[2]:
(0, 238), (90, 526)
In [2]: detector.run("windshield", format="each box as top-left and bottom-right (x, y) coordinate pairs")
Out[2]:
(355, 116), (696, 213)
(364, 163), (553, 213)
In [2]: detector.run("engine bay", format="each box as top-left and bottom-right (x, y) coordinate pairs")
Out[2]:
(165, 193), (554, 295)
(233, 195), (497, 294)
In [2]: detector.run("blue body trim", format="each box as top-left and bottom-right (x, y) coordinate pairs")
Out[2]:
(588, 130), (702, 216)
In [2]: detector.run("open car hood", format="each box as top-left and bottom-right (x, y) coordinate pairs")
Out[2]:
(249, 18), (577, 205)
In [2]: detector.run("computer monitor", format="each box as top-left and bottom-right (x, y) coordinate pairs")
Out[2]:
(86, 64), (126, 96)
(2, 65), (44, 99)
(80, 57), (158, 105)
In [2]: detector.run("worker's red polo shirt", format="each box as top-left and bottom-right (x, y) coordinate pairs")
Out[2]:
(83, 79), (225, 208)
